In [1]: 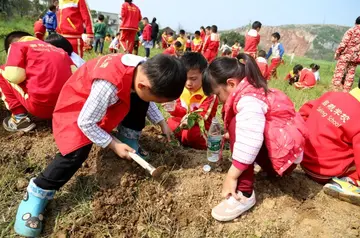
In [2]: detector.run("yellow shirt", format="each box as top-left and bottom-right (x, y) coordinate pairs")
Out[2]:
(176, 36), (187, 52)
(180, 87), (207, 111)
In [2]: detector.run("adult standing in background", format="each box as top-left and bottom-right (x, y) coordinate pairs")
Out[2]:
(332, 16), (360, 92)
(151, 17), (159, 47)
(56, 0), (94, 57)
(120, 0), (142, 54)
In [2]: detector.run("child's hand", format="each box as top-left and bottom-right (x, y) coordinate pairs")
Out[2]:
(108, 137), (135, 160)
(222, 175), (240, 200)
(158, 120), (173, 142)
(222, 165), (243, 200)
(180, 114), (188, 127)
(223, 132), (229, 140)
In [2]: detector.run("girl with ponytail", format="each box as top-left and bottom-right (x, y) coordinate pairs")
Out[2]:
(203, 53), (308, 222)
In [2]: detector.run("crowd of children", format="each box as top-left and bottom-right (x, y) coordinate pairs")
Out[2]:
(1, 1), (360, 236)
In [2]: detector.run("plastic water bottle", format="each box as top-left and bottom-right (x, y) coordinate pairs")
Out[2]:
(207, 117), (222, 162)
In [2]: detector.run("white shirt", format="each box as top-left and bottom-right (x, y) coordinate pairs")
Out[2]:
(313, 71), (320, 81)
(70, 52), (85, 68)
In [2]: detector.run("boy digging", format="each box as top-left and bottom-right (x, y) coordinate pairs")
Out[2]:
(13, 54), (187, 237)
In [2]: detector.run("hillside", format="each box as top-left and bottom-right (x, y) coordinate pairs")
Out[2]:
(233, 24), (350, 61)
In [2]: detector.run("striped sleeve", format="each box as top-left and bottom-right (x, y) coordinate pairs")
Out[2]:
(232, 96), (268, 165)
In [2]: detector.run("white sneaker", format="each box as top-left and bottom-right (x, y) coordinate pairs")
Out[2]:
(211, 191), (256, 222)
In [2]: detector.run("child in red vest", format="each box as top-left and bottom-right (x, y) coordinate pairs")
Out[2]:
(192, 31), (203, 53)
(299, 83), (360, 205)
(163, 41), (183, 57)
(202, 53), (307, 221)
(0, 31), (73, 132)
(200, 26), (206, 42)
(202, 26), (211, 54)
(256, 50), (269, 80)
(141, 17), (152, 58)
(161, 31), (168, 49)
(293, 64), (316, 89)
(203, 25), (220, 62)
(13, 54), (187, 237)
(33, 18), (46, 41)
(244, 21), (262, 58)
(119, 0), (142, 54)
(231, 40), (241, 58)
(266, 32), (285, 79)
(57, 0), (94, 57)
(186, 36), (192, 52)
(165, 52), (219, 150)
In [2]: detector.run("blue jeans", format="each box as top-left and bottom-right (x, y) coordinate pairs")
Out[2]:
(94, 37), (104, 54)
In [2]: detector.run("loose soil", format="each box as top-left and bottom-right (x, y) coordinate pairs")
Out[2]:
(1, 121), (360, 238)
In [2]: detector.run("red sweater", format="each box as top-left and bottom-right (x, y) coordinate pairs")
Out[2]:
(299, 90), (360, 178)
(120, 2), (142, 30)
(57, 0), (94, 38)
(244, 29), (260, 54)
(142, 24), (152, 41)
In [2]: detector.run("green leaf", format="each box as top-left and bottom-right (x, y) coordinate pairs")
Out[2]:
(187, 118), (196, 129)
(198, 119), (206, 135)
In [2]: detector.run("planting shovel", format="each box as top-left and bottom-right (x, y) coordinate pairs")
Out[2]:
(128, 152), (166, 178)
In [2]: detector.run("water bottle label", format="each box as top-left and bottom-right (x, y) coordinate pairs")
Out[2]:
(208, 139), (221, 151)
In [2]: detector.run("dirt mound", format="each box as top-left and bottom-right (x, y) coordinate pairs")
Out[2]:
(1, 125), (360, 238)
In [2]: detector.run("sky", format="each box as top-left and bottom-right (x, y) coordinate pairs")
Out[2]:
(87, 0), (360, 32)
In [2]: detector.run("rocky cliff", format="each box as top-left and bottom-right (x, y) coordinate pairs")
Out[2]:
(233, 24), (350, 61)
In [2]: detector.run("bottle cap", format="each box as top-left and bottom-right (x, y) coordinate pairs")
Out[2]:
(203, 164), (211, 172)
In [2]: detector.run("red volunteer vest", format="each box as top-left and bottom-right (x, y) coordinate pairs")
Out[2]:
(53, 54), (141, 155)
(224, 78), (308, 175)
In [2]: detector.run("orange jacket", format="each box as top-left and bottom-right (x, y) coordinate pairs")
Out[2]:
(57, 0), (94, 38)
(120, 2), (142, 31)
(53, 54), (135, 155)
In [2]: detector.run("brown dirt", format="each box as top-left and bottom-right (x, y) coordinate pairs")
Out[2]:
(1, 123), (360, 238)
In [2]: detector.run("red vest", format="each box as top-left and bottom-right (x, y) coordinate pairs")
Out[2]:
(224, 79), (308, 175)
(53, 54), (139, 155)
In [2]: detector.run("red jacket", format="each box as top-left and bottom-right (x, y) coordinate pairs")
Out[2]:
(2, 37), (73, 112)
(34, 20), (46, 36)
(299, 89), (360, 178)
(299, 69), (316, 87)
(53, 54), (137, 155)
(142, 24), (152, 41)
(200, 31), (206, 42)
(57, 0), (94, 38)
(170, 88), (218, 130)
(186, 40), (191, 49)
(224, 78), (308, 175)
(203, 33), (220, 62)
(244, 29), (260, 54)
(256, 57), (269, 80)
(120, 2), (142, 31)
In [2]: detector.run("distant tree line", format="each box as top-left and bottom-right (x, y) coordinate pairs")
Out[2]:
(0, 0), (54, 19)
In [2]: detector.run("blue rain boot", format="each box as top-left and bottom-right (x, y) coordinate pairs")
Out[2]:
(116, 125), (149, 161)
(14, 178), (55, 237)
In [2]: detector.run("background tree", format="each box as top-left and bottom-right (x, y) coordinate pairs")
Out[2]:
(220, 31), (245, 47)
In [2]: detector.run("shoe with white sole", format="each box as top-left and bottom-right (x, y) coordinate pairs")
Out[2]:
(211, 191), (256, 222)
(323, 177), (360, 205)
(3, 115), (36, 132)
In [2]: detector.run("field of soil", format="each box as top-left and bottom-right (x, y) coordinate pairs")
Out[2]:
(0, 116), (360, 238)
